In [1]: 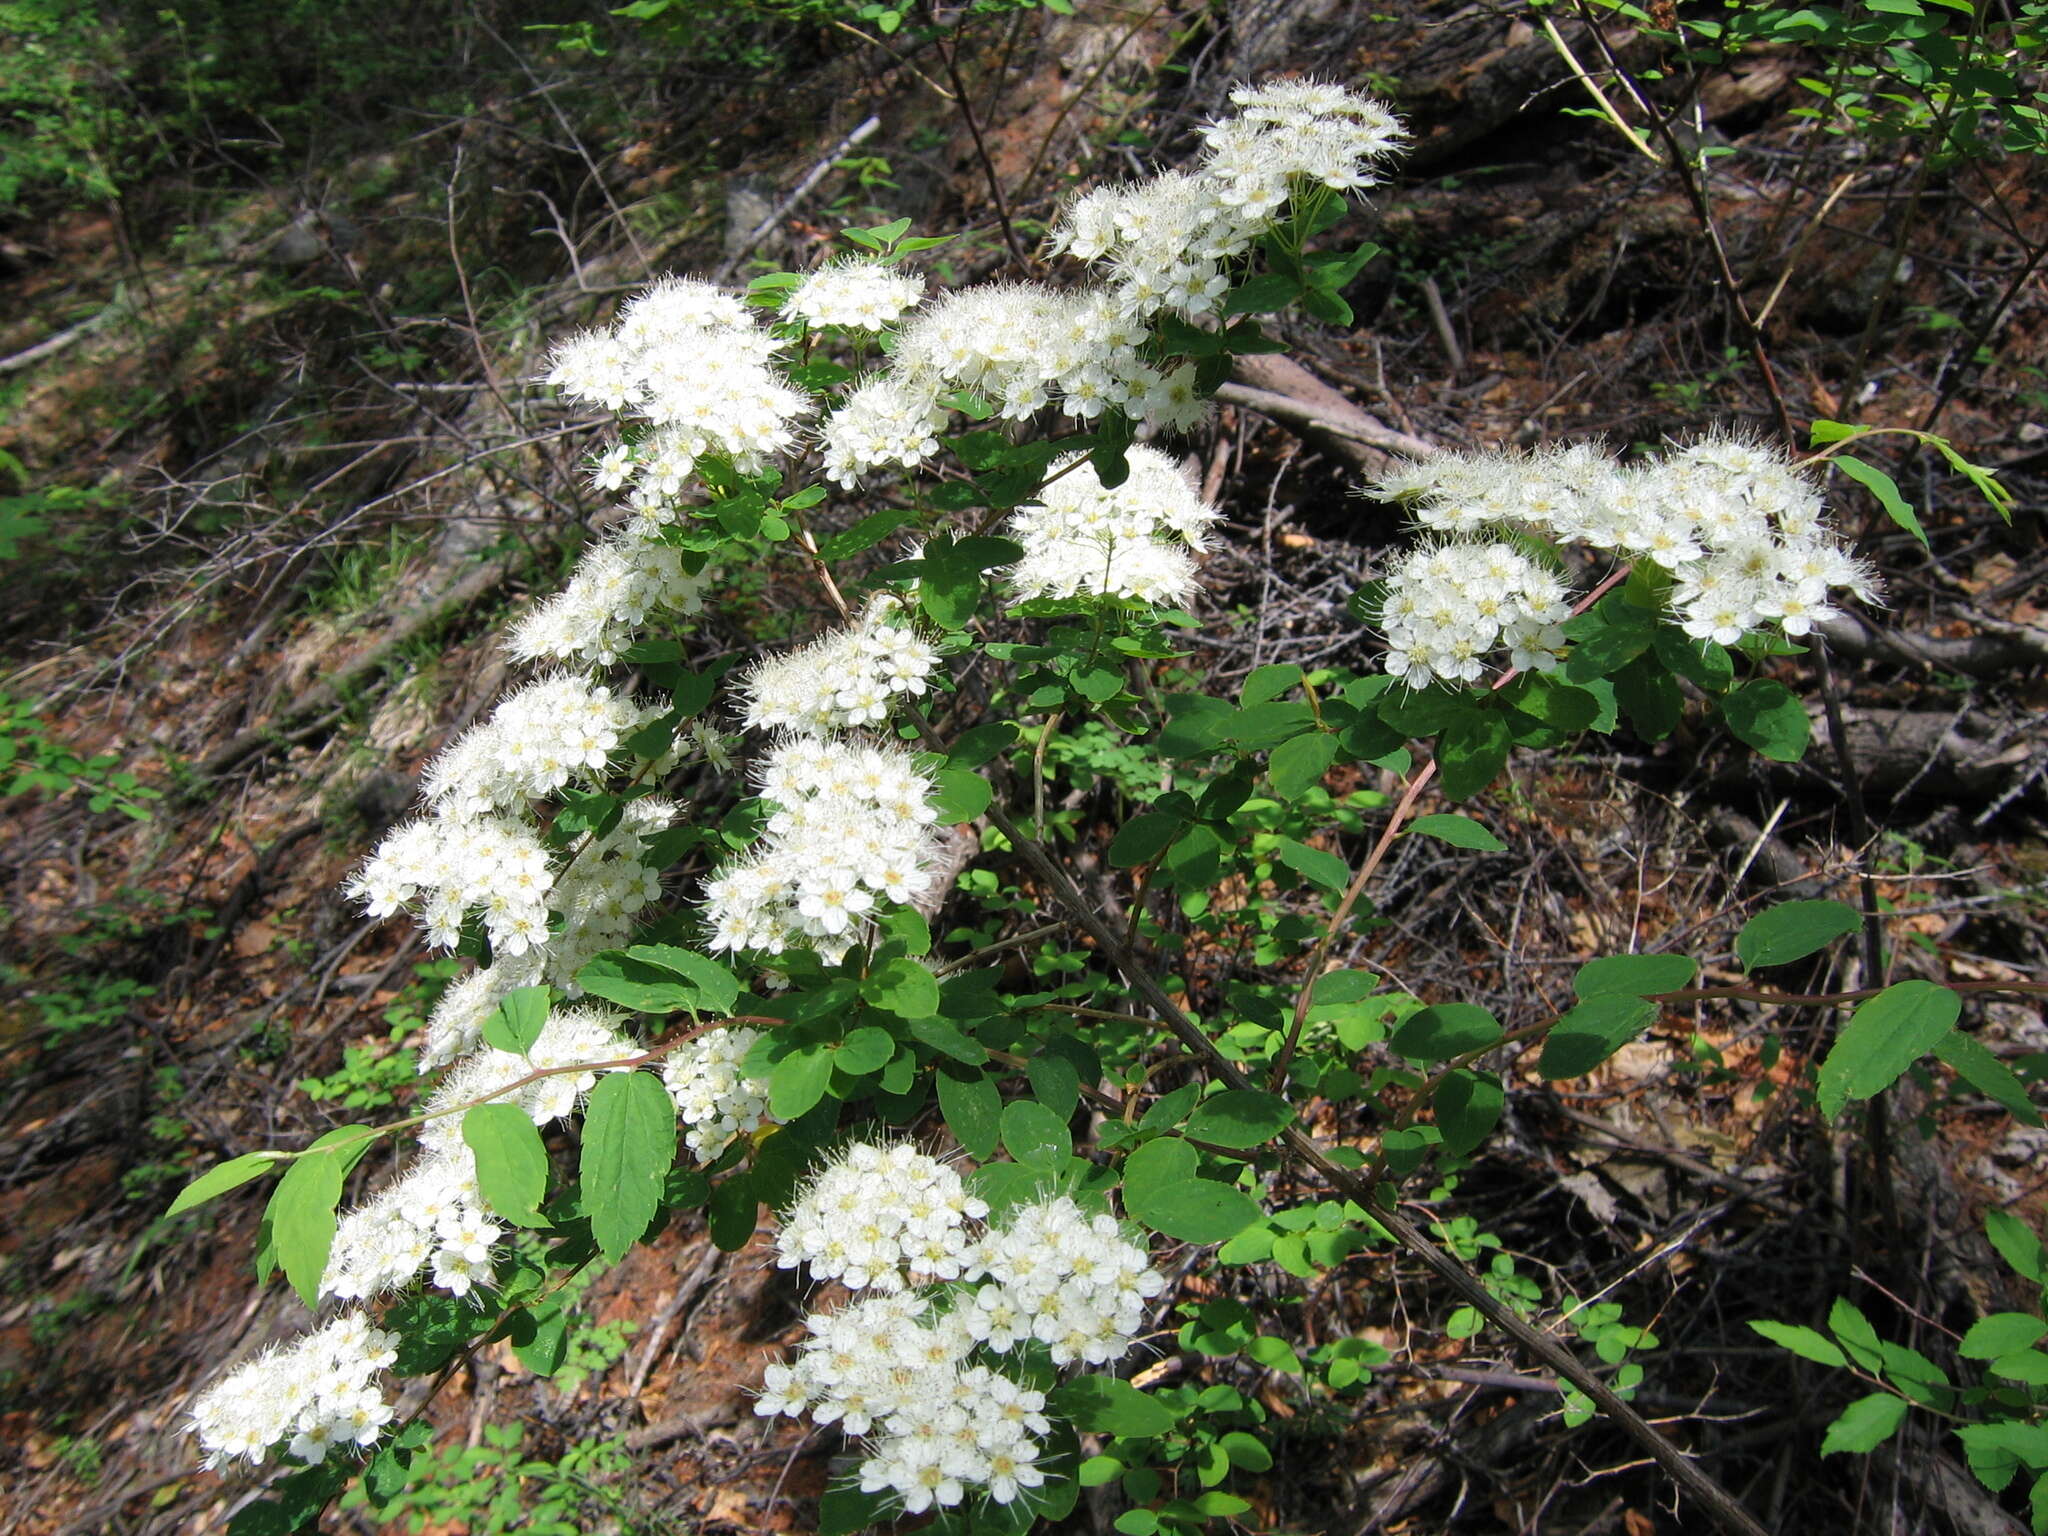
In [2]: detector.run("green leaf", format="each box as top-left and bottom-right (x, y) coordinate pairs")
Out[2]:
(1573, 953), (1697, 999)
(1391, 1003), (1502, 1064)
(1221, 272), (1304, 316)
(1437, 709), (1513, 801)
(1721, 679), (1810, 762)
(482, 986), (552, 1054)
(863, 956), (940, 1018)
(1931, 438), (2014, 523)
(1829, 1298), (1886, 1373)
(462, 1104), (550, 1227)
(1162, 824), (1224, 888)
(1936, 1030), (2043, 1127)
(907, 1016), (985, 1065)
(1313, 970), (1378, 1006)
(575, 952), (699, 1014)
(1269, 731), (1337, 797)
(167, 1151), (283, 1218)
(771, 1044), (835, 1120)
(1185, 1090), (1295, 1148)
(1821, 1393), (1909, 1456)
(1122, 1136), (1261, 1244)
(1816, 981), (1963, 1120)
(1240, 664), (1303, 705)
(1408, 813), (1506, 852)
(1050, 1376), (1178, 1436)
(1654, 628), (1735, 691)
(1434, 1070), (1503, 1157)
(835, 1025), (895, 1075)
(1110, 811), (1185, 868)
(707, 1171), (757, 1251)
(512, 1306), (570, 1376)
(1835, 454), (1927, 546)
(266, 1126), (376, 1307)
(1001, 1098), (1072, 1165)
(1539, 995), (1660, 1079)
(815, 506), (919, 561)
(930, 766), (992, 822)
(1274, 836), (1348, 893)
(820, 1485), (896, 1536)
(1960, 1313), (2048, 1360)
(1220, 1430), (1273, 1471)
(1749, 1319), (1848, 1368)
(1993, 1350), (2048, 1386)
(621, 945), (740, 1016)
(1737, 900), (1861, 969)
(1512, 675), (1603, 730)
(1613, 654), (1683, 740)
(1988, 1210), (2048, 1284)
(579, 1072), (677, 1262)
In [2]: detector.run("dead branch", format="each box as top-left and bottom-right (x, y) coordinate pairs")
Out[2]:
(1219, 354), (1438, 469)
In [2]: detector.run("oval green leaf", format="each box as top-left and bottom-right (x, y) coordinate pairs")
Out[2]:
(1408, 813), (1506, 852)
(1737, 899), (1861, 970)
(1185, 1090), (1294, 1149)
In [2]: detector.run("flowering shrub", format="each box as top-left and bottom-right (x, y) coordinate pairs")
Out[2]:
(166, 78), (2028, 1536)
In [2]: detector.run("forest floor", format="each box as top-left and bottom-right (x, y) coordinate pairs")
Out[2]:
(2, 3), (2046, 1534)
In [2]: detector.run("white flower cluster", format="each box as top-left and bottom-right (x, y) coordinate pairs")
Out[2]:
(1370, 432), (1881, 680)
(546, 277), (807, 482)
(1005, 446), (1221, 605)
(702, 735), (940, 963)
(787, 260), (926, 332)
(960, 1196), (1166, 1366)
(420, 675), (644, 816)
(764, 1295), (1050, 1513)
(1051, 81), (1403, 321)
(323, 1004), (636, 1304)
(741, 596), (940, 733)
(345, 679), (673, 965)
(758, 1144), (1164, 1515)
(661, 1024), (776, 1159)
(189, 1313), (397, 1470)
(1377, 543), (1572, 690)
(819, 373), (953, 486)
(818, 85), (1398, 486)
(508, 528), (710, 667)
(523, 276), (811, 667)
(775, 1141), (987, 1290)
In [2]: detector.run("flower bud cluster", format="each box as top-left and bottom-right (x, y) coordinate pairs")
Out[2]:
(1369, 433), (1881, 681)
(786, 259), (926, 332)
(758, 1143), (1163, 1515)
(661, 1024), (776, 1159)
(189, 1313), (397, 1470)
(820, 85), (1400, 486)
(1005, 446), (1221, 605)
(702, 735), (941, 963)
(740, 595), (940, 733)
(1378, 542), (1572, 689)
